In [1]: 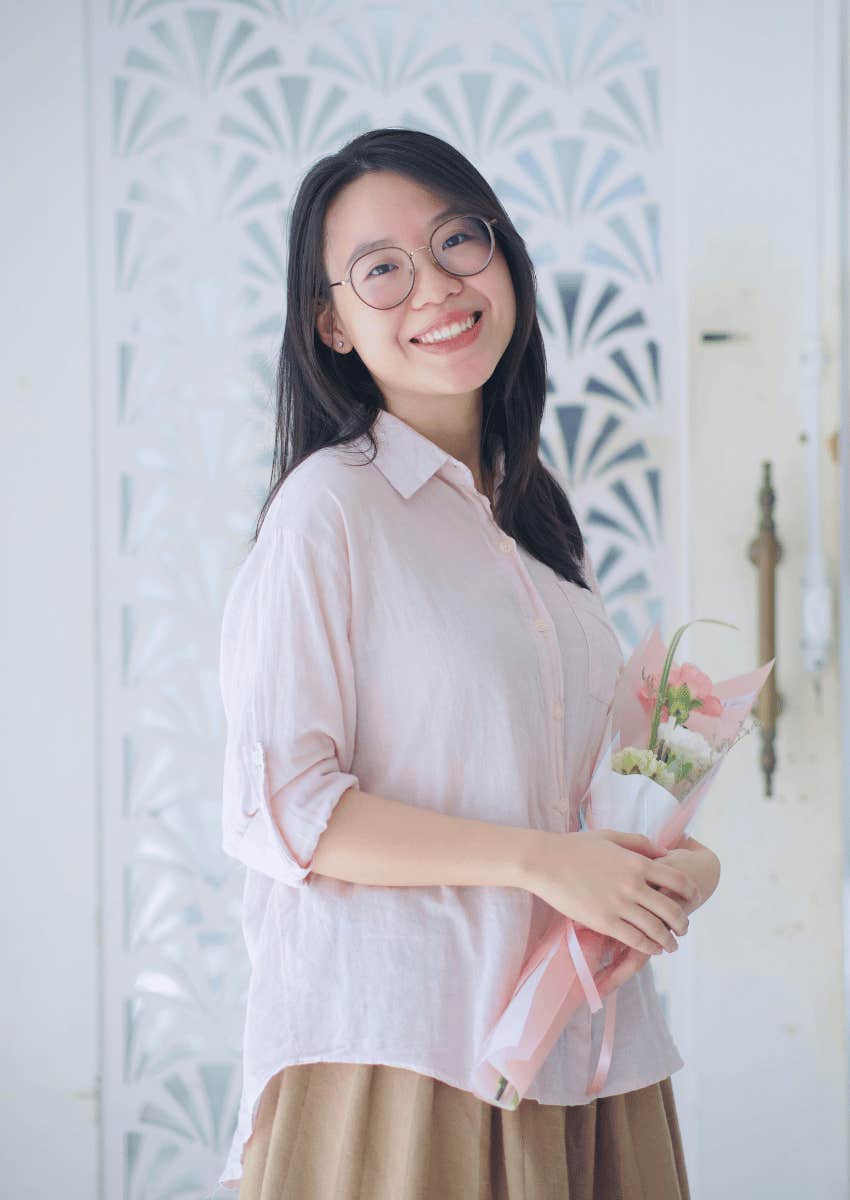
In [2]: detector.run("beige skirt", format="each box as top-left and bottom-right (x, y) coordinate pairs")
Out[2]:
(237, 1060), (691, 1199)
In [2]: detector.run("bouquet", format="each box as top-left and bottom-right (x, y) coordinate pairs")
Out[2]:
(471, 618), (775, 1110)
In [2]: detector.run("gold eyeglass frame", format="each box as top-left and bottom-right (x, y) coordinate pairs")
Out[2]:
(326, 215), (499, 310)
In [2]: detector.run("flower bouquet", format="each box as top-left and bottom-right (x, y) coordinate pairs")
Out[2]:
(471, 618), (775, 1110)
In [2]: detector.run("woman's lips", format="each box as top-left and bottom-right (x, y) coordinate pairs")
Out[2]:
(409, 311), (483, 354)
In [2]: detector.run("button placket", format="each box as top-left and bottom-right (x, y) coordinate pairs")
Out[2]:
(455, 486), (570, 828)
(493, 531), (569, 827)
(549, 684), (569, 825)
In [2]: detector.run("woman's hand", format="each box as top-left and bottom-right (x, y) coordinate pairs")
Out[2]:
(524, 828), (699, 956)
(652, 836), (721, 914)
(593, 836), (721, 998)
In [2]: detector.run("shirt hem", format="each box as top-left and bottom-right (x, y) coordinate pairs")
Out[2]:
(217, 1045), (686, 1189)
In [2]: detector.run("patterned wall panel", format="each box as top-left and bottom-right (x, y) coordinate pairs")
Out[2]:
(89, 1), (682, 1194)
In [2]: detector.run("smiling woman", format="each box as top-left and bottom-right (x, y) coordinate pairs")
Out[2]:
(254, 128), (592, 589)
(313, 169), (519, 497)
(219, 127), (693, 1199)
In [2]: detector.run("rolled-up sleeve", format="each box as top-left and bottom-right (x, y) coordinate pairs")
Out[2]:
(219, 525), (360, 886)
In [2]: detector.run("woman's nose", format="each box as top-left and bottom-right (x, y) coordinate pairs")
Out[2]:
(408, 247), (463, 307)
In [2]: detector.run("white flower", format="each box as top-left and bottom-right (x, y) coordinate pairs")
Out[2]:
(657, 718), (714, 773)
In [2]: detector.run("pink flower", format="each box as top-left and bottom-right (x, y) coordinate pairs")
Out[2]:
(669, 663), (724, 717)
(637, 676), (663, 715)
(637, 662), (723, 719)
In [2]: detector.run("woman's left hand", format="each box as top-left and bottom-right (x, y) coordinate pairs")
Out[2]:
(592, 836), (721, 999)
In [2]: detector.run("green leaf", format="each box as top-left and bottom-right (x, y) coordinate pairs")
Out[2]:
(648, 618), (739, 751)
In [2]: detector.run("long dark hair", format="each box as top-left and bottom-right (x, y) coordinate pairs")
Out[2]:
(255, 126), (590, 591)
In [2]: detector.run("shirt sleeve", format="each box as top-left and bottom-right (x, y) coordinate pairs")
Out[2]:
(219, 525), (360, 886)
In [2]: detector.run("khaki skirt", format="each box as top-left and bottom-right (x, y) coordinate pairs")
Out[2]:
(237, 1061), (691, 1199)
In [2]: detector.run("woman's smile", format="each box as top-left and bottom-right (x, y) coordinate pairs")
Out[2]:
(408, 310), (484, 354)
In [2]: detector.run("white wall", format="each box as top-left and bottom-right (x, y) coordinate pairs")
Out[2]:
(684, 1), (847, 1196)
(0, 1), (99, 1197)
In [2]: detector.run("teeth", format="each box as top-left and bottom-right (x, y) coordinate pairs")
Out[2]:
(415, 313), (477, 344)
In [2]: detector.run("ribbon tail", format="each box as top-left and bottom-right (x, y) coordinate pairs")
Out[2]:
(585, 990), (618, 1096)
(565, 920), (603, 1012)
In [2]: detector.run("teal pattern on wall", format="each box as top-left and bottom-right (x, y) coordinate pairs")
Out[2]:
(89, 1), (681, 1194)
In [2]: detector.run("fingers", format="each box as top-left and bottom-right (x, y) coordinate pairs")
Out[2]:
(606, 831), (666, 858)
(610, 916), (672, 956)
(626, 894), (685, 950)
(645, 890), (690, 937)
(650, 862), (699, 904)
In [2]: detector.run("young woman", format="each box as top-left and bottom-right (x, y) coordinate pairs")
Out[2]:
(217, 127), (720, 1198)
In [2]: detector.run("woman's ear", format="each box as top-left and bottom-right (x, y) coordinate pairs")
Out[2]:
(315, 298), (350, 353)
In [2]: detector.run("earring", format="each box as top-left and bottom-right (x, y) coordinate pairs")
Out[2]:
(337, 339), (344, 349)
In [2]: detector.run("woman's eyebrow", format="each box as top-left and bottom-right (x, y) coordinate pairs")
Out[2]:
(342, 205), (461, 273)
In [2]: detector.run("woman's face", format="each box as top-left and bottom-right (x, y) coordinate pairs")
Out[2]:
(317, 171), (516, 414)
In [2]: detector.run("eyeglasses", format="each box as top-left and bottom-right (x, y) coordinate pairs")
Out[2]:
(326, 214), (498, 311)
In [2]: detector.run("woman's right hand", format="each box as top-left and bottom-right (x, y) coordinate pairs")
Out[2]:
(524, 829), (698, 955)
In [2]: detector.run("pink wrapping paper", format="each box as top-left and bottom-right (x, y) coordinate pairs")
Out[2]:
(472, 623), (775, 1110)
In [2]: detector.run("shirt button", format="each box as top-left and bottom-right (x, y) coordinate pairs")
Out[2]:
(553, 795), (570, 814)
(533, 618), (548, 633)
(552, 702), (565, 720)
(499, 537), (515, 553)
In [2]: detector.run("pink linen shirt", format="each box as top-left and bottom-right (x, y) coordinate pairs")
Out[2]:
(217, 406), (683, 1190)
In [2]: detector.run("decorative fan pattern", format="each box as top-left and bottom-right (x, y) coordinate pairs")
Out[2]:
(89, 1), (680, 1194)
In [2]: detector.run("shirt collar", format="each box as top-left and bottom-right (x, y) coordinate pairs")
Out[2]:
(358, 407), (505, 502)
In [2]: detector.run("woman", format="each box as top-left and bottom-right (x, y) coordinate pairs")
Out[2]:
(217, 127), (720, 1198)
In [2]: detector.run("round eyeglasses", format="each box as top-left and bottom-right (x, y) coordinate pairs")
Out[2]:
(327, 214), (498, 311)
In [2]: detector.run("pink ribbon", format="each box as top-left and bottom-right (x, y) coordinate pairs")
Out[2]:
(587, 993), (617, 1095)
(564, 917), (617, 1096)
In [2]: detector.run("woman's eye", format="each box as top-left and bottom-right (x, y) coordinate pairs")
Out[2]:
(366, 262), (396, 277)
(442, 233), (469, 250)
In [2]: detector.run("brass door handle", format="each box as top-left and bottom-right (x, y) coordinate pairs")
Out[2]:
(747, 461), (785, 796)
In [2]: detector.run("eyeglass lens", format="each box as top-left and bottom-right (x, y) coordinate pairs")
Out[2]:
(350, 215), (494, 310)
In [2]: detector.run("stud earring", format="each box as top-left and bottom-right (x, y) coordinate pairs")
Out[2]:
(337, 339), (344, 348)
